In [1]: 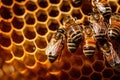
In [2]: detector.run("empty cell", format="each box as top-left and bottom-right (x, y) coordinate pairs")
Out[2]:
(37, 66), (47, 77)
(36, 10), (48, 22)
(60, 1), (71, 12)
(35, 23), (48, 36)
(25, 13), (35, 25)
(48, 19), (59, 31)
(72, 9), (82, 19)
(23, 54), (36, 67)
(49, 0), (60, 4)
(38, 0), (48, 8)
(27, 71), (37, 80)
(109, 1), (118, 13)
(11, 30), (24, 43)
(90, 72), (102, 80)
(12, 45), (24, 58)
(25, 1), (37, 11)
(48, 6), (59, 17)
(0, 6), (12, 19)
(0, 34), (11, 47)
(46, 74), (58, 80)
(13, 3), (25, 16)
(23, 27), (36, 40)
(12, 17), (24, 29)
(35, 37), (47, 49)
(1, 0), (13, 6)
(23, 40), (36, 53)
(102, 68), (113, 78)
(81, 64), (93, 76)
(92, 60), (105, 72)
(59, 71), (70, 80)
(69, 67), (81, 79)
(0, 20), (12, 32)
(35, 50), (47, 62)
(61, 60), (71, 71)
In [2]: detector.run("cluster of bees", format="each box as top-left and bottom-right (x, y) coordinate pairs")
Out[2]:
(46, 0), (120, 72)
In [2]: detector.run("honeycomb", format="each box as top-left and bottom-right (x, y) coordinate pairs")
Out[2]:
(0, 0), (120, 80)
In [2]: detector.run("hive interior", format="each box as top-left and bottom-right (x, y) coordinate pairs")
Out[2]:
(0, 0), (120, 80)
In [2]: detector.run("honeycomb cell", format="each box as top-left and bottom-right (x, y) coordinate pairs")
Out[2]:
(35, 37), (47, 49)
(35, 50), (47, 62)
(71, 56), (83, 67)
(38, 0), (48, 8)
(14, 73), (26, 80)
(15, 0), (25, 2)
(23, 27), (36, 40)
(71, 0), (83, 7)
(37, 66), (48, 77)
(12, 45), (24, 58)
(25, 1), (37, 11)
(36, 10), (48, 22)
(1, 0), (13, 6)
(80, 76), (90, 80)
(25, 13), (36, 25)
(0, 6), (12, 19)
(23, 40), (36, 53)
(48, 19), (59, 31)
(35, 23), (48, 36)
(68, 67), (81, 79)
(60, 1), (71, 12)
(111, 75), (120, 80)
(71, 9), (82, 19)
(61, 58), (71, 71)
(46, 74), (58, 80)
(90, 72), (102, 80)
(92, 60), (105, 72)
(48, 6), (59, 17)
(23, 54), (36, 67)
(12, 16), (24, 29)
(102, 68), (113, 78)
(0, 34), (11, 47)
(13, 3), (25, 16)
(49, 0), (60, 4)
(109, 1), (118, 13)
(81, 64), (93, 76)
(11, 30), (24, 44)
(0, 20), (12, 32)
(12, 59), (26, 72)
(59, 71), (70, 80)
(81, 2), (92, 15)
(27, 71), (37, 80)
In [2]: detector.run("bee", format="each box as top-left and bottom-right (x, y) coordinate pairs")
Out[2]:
(46, 29), (66, 63)
(83, 25), (96, 58)
(62, 16), (83, 53)
(92, 0), (112, 23)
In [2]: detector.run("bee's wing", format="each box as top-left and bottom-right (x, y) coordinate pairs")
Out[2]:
(46, 38), (63, 56)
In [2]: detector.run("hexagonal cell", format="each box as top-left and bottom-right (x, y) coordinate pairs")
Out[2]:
(92, 60), (105, 72)
(38, 0), (48, 8)
(0, 20), (12, 32)
(68, 67), (81, 79)
(59, 71), (70, 80)
(90, 72), (102, 80)
(23, 27), (36, 40)
(25, 13), (36, 25)
(23, 40), (36, 53)
(80, 76), (90, 80)
(46, 74), (58, 80)
(81, 64), (93, 76)
(35, 50), (47, 63)
(36, 10), (48, 22)
(35, 37), (47, 49)
(71, 0), (83, 7)
(49, 0), (60, 4)
(71, 9), (82, 19)
(25, 1), (37, 11)
(109, 1), (118, 13)
(12, 3), (25, 16)
(35, 23), (48, 36)
(61, 59), (71, 71)
(0, 34), (11, 47)
(102, 68), (113, 78)
(60, 1), (71, 12)
(47, 19), (59, 31)
(12, 44), (24, 58)
(48, 6), (59, 17)
(11, 30), (24, 44)
(23, 54), (36, 67)
(0, 6), (12, 19)
(12, 16), (24, 29)
(81, 2), (92, 15)
(1, 0), (13, 6)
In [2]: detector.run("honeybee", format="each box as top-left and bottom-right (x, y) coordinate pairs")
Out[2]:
(92, 0), (112, 23)
(46, 29), (66, 63)
(83, 25), (96, 58)
(62, 16), (83, 53)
